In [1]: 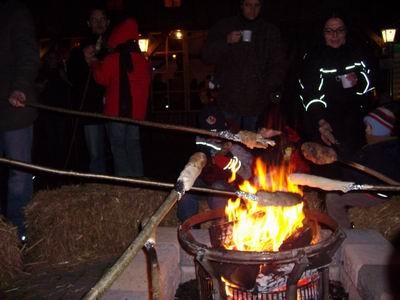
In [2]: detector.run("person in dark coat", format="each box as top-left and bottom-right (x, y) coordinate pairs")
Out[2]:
(0, 0), (40, 241)
(201, 0), (286, 131)
(85, 18), (151, 177)
(67, 6), (110, 174)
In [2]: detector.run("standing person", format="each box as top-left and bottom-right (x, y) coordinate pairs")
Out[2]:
(67, 7), (111, 174)
(85, 18), (151, 177)
(35, 45), (71, 176)
(0, 0), (40, 241)
(201, 0), (286, 131)
(298, 11), (376, 169)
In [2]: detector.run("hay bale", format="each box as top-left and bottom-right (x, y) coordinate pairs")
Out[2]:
(349, 196), (400, 241)
(0, 215), (23, 288)
(25, 183), (179, 263)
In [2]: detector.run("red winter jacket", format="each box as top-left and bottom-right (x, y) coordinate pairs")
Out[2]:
(92, 18), (151, 120)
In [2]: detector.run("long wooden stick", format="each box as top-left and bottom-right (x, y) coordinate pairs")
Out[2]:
(24, 101), (275, 148)
(0, 157), (300, 207)
(83, 152), (206, 299)
(289, 173), (400, 193)
(301, 142), (400, 185)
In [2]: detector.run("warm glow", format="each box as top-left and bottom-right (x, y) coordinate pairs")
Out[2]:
(138, 38), (149, 53)
(224, 158), (305, 252)
(174, 30), (183, 39)
(382, 28), (396, 43)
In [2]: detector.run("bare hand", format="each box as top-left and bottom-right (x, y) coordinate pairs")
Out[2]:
(258, 128), (282, 138)
(8, 90), (26, 107)
(318, 119), (337, 146)
(227, 31), (242, 44)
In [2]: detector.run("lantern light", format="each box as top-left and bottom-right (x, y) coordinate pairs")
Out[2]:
(138, 38), (149, 53)
(381, 28), (397, 43)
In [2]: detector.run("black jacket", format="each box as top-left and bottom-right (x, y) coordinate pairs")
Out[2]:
(67, 35), (107, 124)
(343, 138), (400, 185)
(299, 44), (375, 158)
(0, 0), (39, 131)
(202, 15), (286, 116)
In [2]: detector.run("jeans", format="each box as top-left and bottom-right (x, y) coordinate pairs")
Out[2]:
(0, 126), (33, 237)
(106, 122), (143, 177)
(221, 111), (258, 131)
(84, 123), (107, 174)
(177, 178), (233, 222)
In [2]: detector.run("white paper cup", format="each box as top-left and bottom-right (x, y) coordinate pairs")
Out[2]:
(340, 74), (353, 89)
(241, 30), (252, 42)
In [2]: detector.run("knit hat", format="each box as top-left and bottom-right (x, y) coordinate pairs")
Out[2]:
(198, 104), (228, 132)
(363, 107), (396, 136)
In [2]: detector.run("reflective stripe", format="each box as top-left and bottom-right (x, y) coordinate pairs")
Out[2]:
(304, 97), (327, 111)
(223, 156), (241, 173)
(318, 78), (324, 91)
(195, 141), (221, 151)
(298, 79), (304, 90)
(320, 68), (337, 73)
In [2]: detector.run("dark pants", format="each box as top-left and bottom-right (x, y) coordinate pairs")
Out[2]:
(106, 122), (143, 177)
(0, 126), (33, 238)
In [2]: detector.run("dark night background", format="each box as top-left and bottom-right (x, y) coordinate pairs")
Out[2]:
(27, 0), (398, 44)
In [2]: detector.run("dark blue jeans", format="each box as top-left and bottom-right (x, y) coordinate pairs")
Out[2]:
(106, 122), (143, 177)
(177, 178), (233, 222)
(0, 126), (33, 237)
(84, 123), (107, 174)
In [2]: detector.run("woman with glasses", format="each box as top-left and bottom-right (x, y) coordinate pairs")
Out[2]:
(298, 10), (377, 174)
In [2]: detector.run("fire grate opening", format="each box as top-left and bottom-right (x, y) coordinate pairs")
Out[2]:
(179, 209), (345, 300)
(196, 260), (322, 300)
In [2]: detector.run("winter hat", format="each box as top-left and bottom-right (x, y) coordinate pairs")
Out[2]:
(363, 107), (396, 136)
(198, 104), (228, 132)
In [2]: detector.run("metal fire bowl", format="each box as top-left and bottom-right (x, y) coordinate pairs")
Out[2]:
(178, 208), (346, 289)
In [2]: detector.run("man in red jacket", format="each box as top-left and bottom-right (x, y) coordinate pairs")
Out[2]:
(85, 18), (151, 177)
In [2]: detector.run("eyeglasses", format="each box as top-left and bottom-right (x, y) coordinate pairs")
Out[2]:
(324, 28), (346, 35)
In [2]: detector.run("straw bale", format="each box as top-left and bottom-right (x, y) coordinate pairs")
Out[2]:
(0, 215), (23, 288)
(349, 196), (400, 241)
(24, 183), (179, 264)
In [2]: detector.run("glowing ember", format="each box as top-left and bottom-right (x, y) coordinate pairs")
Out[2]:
(224, 158), (305, 252)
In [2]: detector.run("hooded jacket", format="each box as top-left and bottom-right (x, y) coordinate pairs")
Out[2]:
(92, 18), (150, 120)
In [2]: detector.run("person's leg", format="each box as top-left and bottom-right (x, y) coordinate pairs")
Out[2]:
(126, 124), (144, 177)
(1, 126), (33, 238)
(207, 181), (233, 210)
(177, 193), (200, 222)
(326, 192), (387, 228)
(84, 123), (107, 174)
(106, 122), (132, 177)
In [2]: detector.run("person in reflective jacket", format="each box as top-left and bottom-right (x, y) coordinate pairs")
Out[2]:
(298, 11), (376, 167)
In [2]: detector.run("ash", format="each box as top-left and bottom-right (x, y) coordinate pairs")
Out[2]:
(175, 279), (348, 300)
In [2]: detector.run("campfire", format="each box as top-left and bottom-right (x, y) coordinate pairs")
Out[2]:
(223, 158), (306, 252)
(178, 157), (345, 300)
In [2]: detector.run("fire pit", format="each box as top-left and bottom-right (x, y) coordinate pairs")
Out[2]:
(178, 208), (345, 300)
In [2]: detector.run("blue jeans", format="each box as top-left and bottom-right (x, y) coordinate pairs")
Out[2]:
(106, 122), (143, 177)
(0, 126), (33, 237)
(84, 123), (107, 174)
(221, 111), (258, 131)
(177, 178), (233, 222)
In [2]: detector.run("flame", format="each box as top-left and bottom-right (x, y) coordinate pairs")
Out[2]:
(224, 158), (305, 252)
